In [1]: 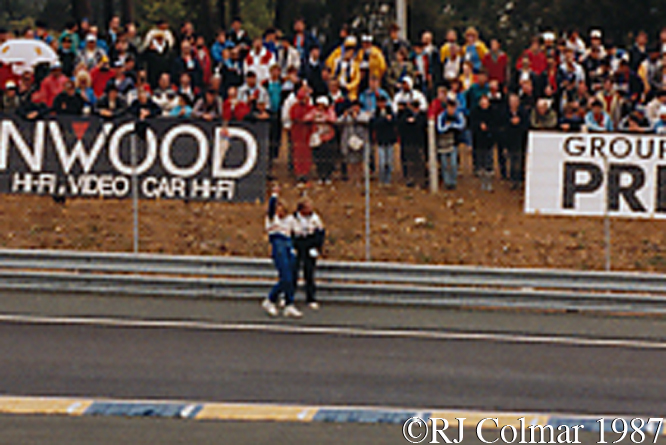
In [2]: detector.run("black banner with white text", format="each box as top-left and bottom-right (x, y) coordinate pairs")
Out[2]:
(0, 115), (268, 202)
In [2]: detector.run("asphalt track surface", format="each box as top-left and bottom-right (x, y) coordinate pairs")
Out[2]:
(0, 416), (640, 445)
(1, 291), (666, 416)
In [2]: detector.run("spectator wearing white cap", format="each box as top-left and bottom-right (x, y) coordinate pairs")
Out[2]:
(392, 76), (428, 113)
(1, 80), (19, 113)
(304, 96), (337, 183)
(76, 34), (107, 71)
(332, 37), (361, 100)
(356, 34), (387, 91)
(586, 29), (606, 59)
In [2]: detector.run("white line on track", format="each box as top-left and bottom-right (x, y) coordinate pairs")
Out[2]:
(0, 313), (665, 351)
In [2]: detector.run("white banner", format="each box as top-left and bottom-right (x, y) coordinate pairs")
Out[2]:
(525, 131), (666, 219)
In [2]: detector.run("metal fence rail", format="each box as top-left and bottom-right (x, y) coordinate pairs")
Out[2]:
(1, 249), (666, 314)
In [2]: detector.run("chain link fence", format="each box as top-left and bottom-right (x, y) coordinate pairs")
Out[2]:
(1, 114), (665, 273)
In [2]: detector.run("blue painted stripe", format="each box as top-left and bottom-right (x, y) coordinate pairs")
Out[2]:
(313, 409), (429, 424)
(84, 402), (203, 419)
(548, 417), (605, 432)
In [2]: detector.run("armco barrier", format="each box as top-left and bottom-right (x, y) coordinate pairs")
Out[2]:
(1, 249), (666, 314)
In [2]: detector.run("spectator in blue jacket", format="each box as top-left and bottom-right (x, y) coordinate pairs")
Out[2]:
(359, 75), (391, 114)
(211, 30), (233, 64)
(436, 98), (466, 189)
(169, 93), (193, 118)
(585, 99), (614, 132)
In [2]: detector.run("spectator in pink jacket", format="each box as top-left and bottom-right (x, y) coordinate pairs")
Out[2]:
(38, 62), (68, 108)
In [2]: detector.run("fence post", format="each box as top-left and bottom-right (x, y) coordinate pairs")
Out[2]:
(428, 118), (438, 194)
(131, 127), (139, 254)
(602, 153), (611, 271)
(364, 137), (371, 262)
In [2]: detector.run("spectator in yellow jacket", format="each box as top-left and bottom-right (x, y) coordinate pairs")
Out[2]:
(326, 35), (356, 73)
(440, 29), (461, 64)
(356, 35), (387, 82)
(332, 37), (361, 99)
(462, 27), (488, 73)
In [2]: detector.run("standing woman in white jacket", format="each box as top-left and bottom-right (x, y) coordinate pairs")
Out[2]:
(293, 197), (326, 309)
(263, 185), (303, 318)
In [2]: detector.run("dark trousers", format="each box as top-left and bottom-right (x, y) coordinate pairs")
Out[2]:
(294, 247), (317, 303)
(313, 140), (336, 181)
(495, 135), (508, 180)
(402, 143), (426, 187)
(509, 147), (526, 183)
(473, 135), (494, 173)
(269, 114), (281, 165)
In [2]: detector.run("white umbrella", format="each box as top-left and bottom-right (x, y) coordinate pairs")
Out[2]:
(0, 39), (59, 74)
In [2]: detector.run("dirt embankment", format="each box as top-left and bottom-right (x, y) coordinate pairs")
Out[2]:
(1, 171), (664, 272)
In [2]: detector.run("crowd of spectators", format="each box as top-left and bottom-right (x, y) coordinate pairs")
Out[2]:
(1, 17), (666, 190)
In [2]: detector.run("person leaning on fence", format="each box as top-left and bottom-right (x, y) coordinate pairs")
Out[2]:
(169, 93), (193, 118)
(436, 97), (466, 190)
(338, 99), (371, 184)
(304, 96), (337, 184)
(95, 84), (127, 118)
(292, 197), (326, 310)
(192, 88), (223, 121)
(371, 95), (397, 185)
(128, 88), (161, 119)
(262, 185), (303, 318)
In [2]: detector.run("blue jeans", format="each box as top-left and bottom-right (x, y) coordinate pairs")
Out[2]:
(440, 148), (458, 188)
(377, 144), (394, 184)
(268, 236), (295, 305)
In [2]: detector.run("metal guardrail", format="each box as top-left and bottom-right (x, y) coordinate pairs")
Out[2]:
(1, 249), (666, 314)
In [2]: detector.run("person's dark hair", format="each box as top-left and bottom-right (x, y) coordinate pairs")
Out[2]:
(246, 71), (257, 79)
(232, 17), (243, 24)
(35, 20), (47, 29)
(178, 92), (192, 106)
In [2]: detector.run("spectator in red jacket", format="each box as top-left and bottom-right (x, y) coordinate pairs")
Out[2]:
(482, 39), (508, 87)
(222, 86), (251, 121)
(427, 85), (449, 119)
(519, 37), (547, 76)
(194, 35), (213, 86)
(38, 62), (68, 107)
(90, 58), (115, 99)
